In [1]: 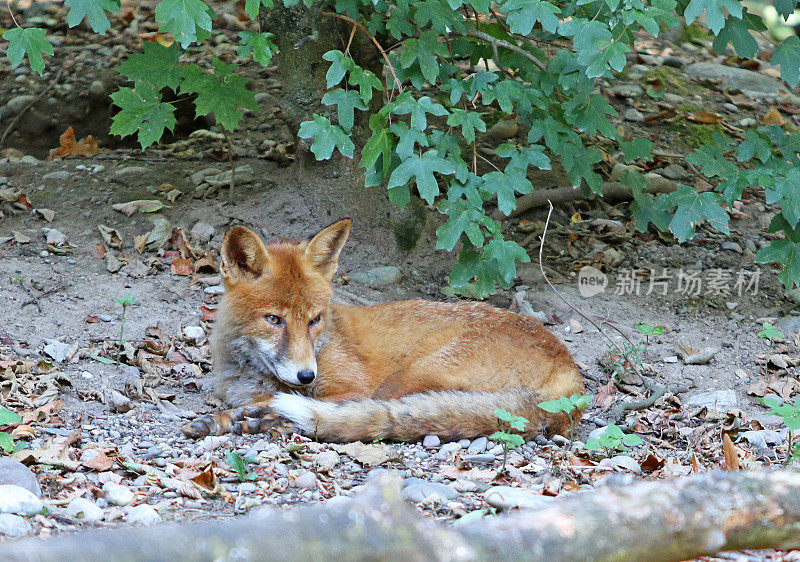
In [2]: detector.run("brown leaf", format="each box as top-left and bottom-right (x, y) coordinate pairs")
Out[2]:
(171, 257), (194, 276)
(81, 450), (115, 471)
(746, 378), (769, 397)
(722, 433), (740, 470)
(595, 380), (616, 410)
(49, 127), (99, 159)
(98, 225), (123, 250)
(761, 106), (786, 126)
(193, 257), (218, 274)
(13, 429), (80, 470)
(687, 110), (723, 124)
(94, 243), (107, 259)
(200, 306), (217, 322)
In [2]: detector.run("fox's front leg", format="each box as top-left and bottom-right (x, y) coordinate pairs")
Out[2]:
(182, 397), (273, 438)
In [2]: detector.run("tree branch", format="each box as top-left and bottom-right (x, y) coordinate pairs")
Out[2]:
(459, 28), (547, 72)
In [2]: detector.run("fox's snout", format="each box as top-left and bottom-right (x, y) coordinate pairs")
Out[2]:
(297, 369), (316, 384)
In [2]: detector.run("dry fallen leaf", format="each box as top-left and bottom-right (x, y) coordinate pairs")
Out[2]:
(49, 127), (99, 159)
(722, 433), (740, 470)
(171, 257), (194, 276)
(35, 208), (55, 222)
(687, 110), (723, 124)
(331, 442), (390, 466)
(112, 200), (167, 217)
(98, 225), (123, 250)
(761, 106), (786, 126)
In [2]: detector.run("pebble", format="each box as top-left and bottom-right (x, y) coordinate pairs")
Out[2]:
(462, 454), (496, 464)
(351, 266), (402, 288)
(440, 442), (462, 455)
(5, 95), (35, 113)
(484, 486), (553, 510)
(422, 435), (440, 448)
(99, 314), (113, 322)
(685, 62), (783, 99)
(723, 103), (738, 113)
(0, 513), (32, 538)
(114, 166), (148, 178)
(42, 170), (70, 182)
(467, 437), (488, 454)
(458, 439), (471, 448)
(183, 326), (206, 343)
(739, 117), (757, 127)
(622, 108), (644, 122)
(191, 221), (215, 241)
(204, 285), (224, 295)
(66, 498), (104, 522)
(238, 482), (257, 494)
(401, 478), (458, 503)
(721, 241), (743, 254)
(0, 459), (41, 497)
(0, 485), (44, 516)
(103, 482), (134, 506)
(125, 504), (161, 525)
(314, 450), (340, 472)
(293, 471), (317, 489)
(683, 390), (738, 413)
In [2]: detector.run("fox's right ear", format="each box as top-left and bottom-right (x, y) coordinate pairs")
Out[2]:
(220, 225), (269, 284)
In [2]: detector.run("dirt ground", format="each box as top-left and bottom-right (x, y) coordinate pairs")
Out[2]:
(1, 1), (800, 559)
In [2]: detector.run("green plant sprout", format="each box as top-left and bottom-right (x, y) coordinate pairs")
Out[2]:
(491, 408), (528, 472)
(225, 451), (257, 482)
(585, 424), (643, 456)
(600, 342), (643, 381)
(760, 397), (800, 464)
(538, 394), (592, 444)
(0, 407), (26, 455)
(758, 322), (785, 346)
(636, 323), (665, 343)
(113, 293), (136, 358)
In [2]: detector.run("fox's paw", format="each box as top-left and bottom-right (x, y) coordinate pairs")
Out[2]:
(182, 416), (220, 438)
(270, 393), (317, 433)
(182, 406), (272, 438)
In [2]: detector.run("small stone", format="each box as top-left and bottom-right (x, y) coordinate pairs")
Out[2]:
(42, 170), (70, 182)
(484, 486), (552, 510)
(66, 498), (104, 522)
(0, 459), (41, 497)
(204, 285), (224, 295)
(238, 482), (257, 494)
(189, 167), (222, 186)
(103, 482), (134, 506)
(183, 326), (206, 343)
(0, 485), (44, 516)
(114, 166), (148, 178)
(660, 164), (688, 180)
(463, 454), (496, 464)
(458, 439), (471, 448)
(314, 450), (340, 472)
(422, 435), (440, 448)
(467, 437), (488, 454)
(723, 102), (739, 113)
(125, 504), (161, 525)
(487, 118), (519, 140)
(293, 471), (317, 489)
(623, 108), (644, 122)
(99, 314), (113, 322)
(190, 221), (215, 241)
(0, 513), (32, 538)
(608, 84), (642, 97)
(42, 339), (71, 362)
(351, 266), (402, 288)
(721, 241), (743, 254)
(684, 390), (738, 413)
(440, 442), (462, 455)
(5, 95), (35, 113)
(685, 62), (783, 99)
(89, 80), (105, 96)
(401, 478), (458, 503)
(776, 316), (800, 335)
(739, 117), (757, 127)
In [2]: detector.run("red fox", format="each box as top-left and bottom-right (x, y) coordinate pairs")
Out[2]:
(183, 219), (584, 442)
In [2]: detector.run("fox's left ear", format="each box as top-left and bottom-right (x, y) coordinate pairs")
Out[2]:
(304, 219), (352, 279)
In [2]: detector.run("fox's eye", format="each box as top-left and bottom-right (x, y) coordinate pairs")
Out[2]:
(309, 314), (321, 327)
(265, 314), (283, 326)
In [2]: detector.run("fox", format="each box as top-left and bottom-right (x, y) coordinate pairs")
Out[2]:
(182, 219), (585, 442)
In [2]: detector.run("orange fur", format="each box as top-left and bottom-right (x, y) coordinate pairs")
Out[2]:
(182, 220), (584, 442)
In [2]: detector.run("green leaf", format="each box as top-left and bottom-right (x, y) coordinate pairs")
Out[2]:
(712, 14), (757, 59)
(481, 171), (532, 216)
(348, 66), (383, 104)
(655, 184), (730, 241)
(110, 84), (177, 148)
(2, 27), (54, 75)
(244, 0), (273, 19)
(494, 409), (514, 422)
(392, 95), (449, 131)
(446, 109), (486, 143)
(772, 36), (800, 89)
(391, 122), (429, 160)
(388, 150), (455, 203)
(501, 0), (561, 34)
(435, 198), (485, 250)
(622, 433), (643, 446)
(563, 94), (618, 138)
(297, 114), (355, 160)
(490, 431), (525, 447)
(683, 0), (742, 34)
(155, 0), (215, 48)
(619, 138), (654, 163)
(0, 432), (14, 454)
(584, 438), (602, 450)
(570, 394), (592, 409)
(775, 0), (797, 18)
(636, 323), (665, 336)
(65, 0), (120, 34)
(322, 88), (367, 131)
(736, 130), (772, 163)
(117, 41), (183, 91)
(758, 322), (785, 342)
(482, 238), (530, 285)
(0, 407), (22, 426)
(180, 58), (258, 132)
(538, 399), (566, 413)
(765, 169), (800, 228)
(360, 116), (394, 177)
(496, 144), (551, 174)
(757, 238), (800, 289)
(322, 50), (355, 88)
(399, 31), (448, 83)
(238, 31), (277, 67)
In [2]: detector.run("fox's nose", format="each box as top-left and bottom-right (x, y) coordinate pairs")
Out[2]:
(297, 370), (316, 385)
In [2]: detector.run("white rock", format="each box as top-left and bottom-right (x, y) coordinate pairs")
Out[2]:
(0, 484), (44, 516)
(314, 450), (340, 472)
(125, 504), (161, 525)
(293, 471), (318, 489)
(484, 486), (552, 510)
(66, 498), (104, 522)
(0, 513), (32, 537)
(183, 326), (206, 343)
(103, 482), (134, 506)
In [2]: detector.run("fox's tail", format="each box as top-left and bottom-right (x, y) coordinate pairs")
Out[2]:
(271, 389), (574, 443)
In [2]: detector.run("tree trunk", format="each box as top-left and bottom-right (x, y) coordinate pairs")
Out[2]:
(256, 3), (417, 253)
(3, 471), (800, 561)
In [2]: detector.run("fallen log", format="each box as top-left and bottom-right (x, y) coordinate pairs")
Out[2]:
(2, 470), (800, 561)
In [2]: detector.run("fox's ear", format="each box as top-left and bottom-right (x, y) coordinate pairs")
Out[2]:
(304, 219), (351, 279)
(220, 225), (269, 283)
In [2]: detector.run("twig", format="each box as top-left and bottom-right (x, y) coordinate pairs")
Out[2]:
(610, 377), (688, 422)
(0, 68), (64, 150)
(460, 28), (546, 72)
(320, 11), (402, 94)
(20, 283), (70, 312)
(6, 1), (21, 28)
